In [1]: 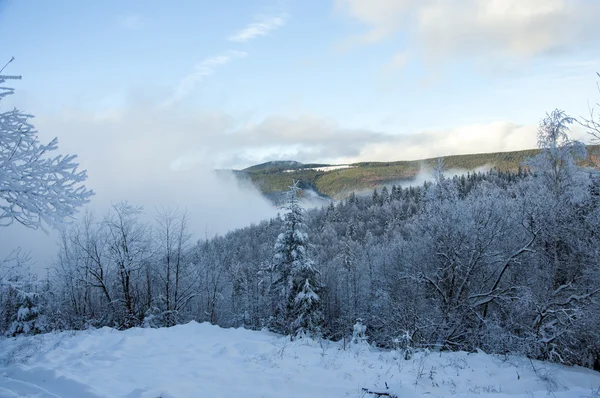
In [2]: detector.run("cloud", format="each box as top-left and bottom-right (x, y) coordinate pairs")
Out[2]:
(146, 112), (569, 168)
(355, 122), (539, 162)
(4, 88), (591, 271)
(228, 14), (287, 42)
(233, 118), (542, 164)
(27, 100), (558, 195)
(206, 116), (588, 167)
(335, 0), (415, 45)
(165, 51), (248, 106)
(384, 52), (409, 72)
(163, 11), (288, 107)
(0, 101), (278, 272)
(116, 14), (143, 30)
(336, 0), (600, 61)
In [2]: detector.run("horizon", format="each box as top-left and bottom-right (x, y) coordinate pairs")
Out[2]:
(1, 0), (600, 269)
(234, 144), (594, 170)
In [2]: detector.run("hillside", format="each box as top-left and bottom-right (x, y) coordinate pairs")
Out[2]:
(234, 146), (600, 201)
(1, 322), (599, 397)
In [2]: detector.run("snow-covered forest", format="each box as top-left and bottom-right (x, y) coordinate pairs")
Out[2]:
(3, 73), (600, 372)
(4, 0), (600, 393)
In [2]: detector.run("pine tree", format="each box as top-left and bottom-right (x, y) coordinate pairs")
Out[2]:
(291, 277), (323, 338)
(269, 181), (323, 338)
(6, 275), (45, 336)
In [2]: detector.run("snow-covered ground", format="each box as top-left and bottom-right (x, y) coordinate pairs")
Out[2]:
(0, 322), (599, 398)
(284, 165), (355, 173)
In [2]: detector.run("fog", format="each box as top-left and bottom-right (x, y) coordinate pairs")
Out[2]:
(0, 168), (278, 273)
(0, 100), (280, 273)
(0, 82), (589, 273)
(346, 162), (495, 200)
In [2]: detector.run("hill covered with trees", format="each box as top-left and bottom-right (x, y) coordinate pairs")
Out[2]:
(233, 145), (600, 202)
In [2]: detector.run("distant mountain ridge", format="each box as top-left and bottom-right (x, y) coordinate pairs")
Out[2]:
(232, 146), (600, 203)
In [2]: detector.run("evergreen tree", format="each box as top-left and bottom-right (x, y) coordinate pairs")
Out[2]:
(291, 275), (323, 338)
(6, 275), (45, 336)
(269, 181), (323, 338)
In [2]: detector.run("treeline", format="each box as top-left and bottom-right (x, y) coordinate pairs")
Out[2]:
(1, 112), (600, 369)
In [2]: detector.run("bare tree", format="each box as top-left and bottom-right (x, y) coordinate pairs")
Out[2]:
(153, 207), (193, 326)
(527, 109), (586, 200)
(579, 72), (600, 141)
(105, 203), (149, 328)
(55, 211), (114, 327)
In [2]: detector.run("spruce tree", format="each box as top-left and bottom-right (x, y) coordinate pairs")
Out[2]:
(269, 181), (323, 338)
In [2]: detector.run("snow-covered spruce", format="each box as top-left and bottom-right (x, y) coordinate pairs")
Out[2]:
(269, 181), (324, 339)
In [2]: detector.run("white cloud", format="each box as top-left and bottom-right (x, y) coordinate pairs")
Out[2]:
(163, 12), (288, 107)
(116, 14), (143, 30)
(384, 52), (409, 72)
(240, 118), (542, 164)
(228, 14), (287, 42)
(335, 0), (415, 44)
(336, 0), (600, 61)
(32, 101), (559, 189)
(211, 117), (590, 167)
(149, 112), (564, 167)
(355, 122), (538, 162)
(165, 51), (248, 106)
(2, 103), (277, 272)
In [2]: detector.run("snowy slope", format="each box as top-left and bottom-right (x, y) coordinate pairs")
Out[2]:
(0, 322), (599, 398)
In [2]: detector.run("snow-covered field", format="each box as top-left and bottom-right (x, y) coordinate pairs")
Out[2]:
(283, 165), (354, 173)
(0, 322), (599, 398)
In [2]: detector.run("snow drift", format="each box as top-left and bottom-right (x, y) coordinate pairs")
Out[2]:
(1, 322), (599, 397)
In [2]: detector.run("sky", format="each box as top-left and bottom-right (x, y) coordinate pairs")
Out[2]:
(1, 0), (600, 269)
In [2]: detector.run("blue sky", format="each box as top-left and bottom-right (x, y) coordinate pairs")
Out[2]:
(2, 0), (600, 268)
(2, 0), (600, 168)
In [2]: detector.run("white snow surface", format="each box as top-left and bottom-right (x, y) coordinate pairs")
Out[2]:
(0, 322), (599, 398)
(283, 165), (354, 173)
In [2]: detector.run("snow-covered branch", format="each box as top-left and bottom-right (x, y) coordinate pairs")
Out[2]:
(0, 73), (93, 229)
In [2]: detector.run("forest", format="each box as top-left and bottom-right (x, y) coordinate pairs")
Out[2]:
(3, 106), (600, 370)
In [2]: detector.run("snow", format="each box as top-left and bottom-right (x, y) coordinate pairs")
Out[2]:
(15, 308), (30, 321)
(283, 165), (355, 173)
(295, 286), (319, 303)
(307, 165), (354, 172)
(351, 321), (366, 345)
(0, 322), (599, 398)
